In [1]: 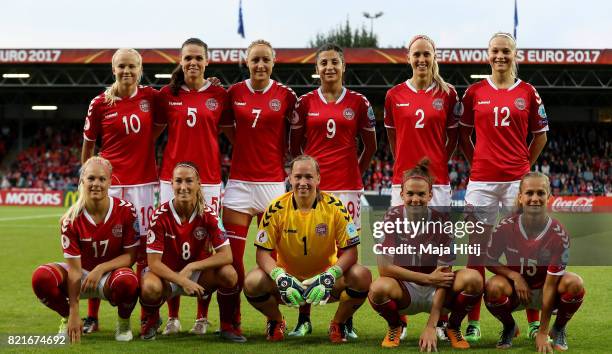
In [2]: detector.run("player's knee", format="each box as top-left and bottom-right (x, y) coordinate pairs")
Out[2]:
(368, 277), (395, 303)
(140, 276), (163, 301)
(243, 268), (267, 296)
(456, 268), (483, 294)
(485, 276), (508, 300)
(217, 264), (238, 289)
(561, 272), (584, 295)
(345, 264), (372, 291)
(109, 268), (139, 298)
(32, 264), (61, 297)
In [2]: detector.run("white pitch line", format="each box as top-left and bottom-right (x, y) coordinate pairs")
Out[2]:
(0, 214), (63, 222)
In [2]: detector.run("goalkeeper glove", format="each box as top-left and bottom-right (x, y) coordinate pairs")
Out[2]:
(270, 267), (305, 307)
(302, 265), (343, 305)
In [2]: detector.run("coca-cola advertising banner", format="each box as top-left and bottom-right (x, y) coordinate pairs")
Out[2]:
(548, 196), (612, 213)
(0, 189), (63, 206)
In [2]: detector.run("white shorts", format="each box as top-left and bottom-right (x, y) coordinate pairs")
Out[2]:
(223, 180), (286, 216)
(109, 183), (157, 235)
(465, 181), (520, 224)
(514, 288), (544, 311)
(325, 190), (362, 230)
(160, 181), (222, 214)
(391, 184), (452, 208)
(398, 281), (436, 315)
(56, 262), (111, 300)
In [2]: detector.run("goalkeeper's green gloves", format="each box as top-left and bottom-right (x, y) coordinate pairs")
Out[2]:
(302, 265), (343, 305)
(270, 267), (305, 307)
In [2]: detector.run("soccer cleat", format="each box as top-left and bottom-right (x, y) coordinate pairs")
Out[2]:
(162, 317), (181, 335)
(436, 320), (449, 341)
(220, 328), (247, 343)
(399, 314), (408, 340)
(288, 318), (312, 337)
(550, 325), (568, 351)
(328, 321), (348, 343)
(528, 321), (540, 339)
(82, 316), (99, 334)
(495, 323), (520, 349)
(381, 325), (402, 348)
(265, 319), (286, 342)
(464, 320), (482, 343)
(345, 317), (358, 339)
(58, 317), (68, 336)
(115, 318), (133, 342)
(140, 314), (162, 340)
(445, 327), (470, 349)
(189, 317), (210, 335)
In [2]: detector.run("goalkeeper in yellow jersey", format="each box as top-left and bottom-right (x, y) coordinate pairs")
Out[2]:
(243, 155), (372, 343)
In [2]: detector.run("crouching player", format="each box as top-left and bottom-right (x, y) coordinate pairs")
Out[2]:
(32, 156), (140, 343)
(139, 162), (243, 342)
(368, 159), (483, 350)
(485, 172), (585, 352)
(243, 155), (372, 343)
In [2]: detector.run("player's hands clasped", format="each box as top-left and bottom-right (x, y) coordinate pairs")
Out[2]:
(509, 272), (531, 304)
(81, 267), (103, 294)
(270, 267), (305, 307)
(180, 278), (207, 299)
(302, 265), (343, 306)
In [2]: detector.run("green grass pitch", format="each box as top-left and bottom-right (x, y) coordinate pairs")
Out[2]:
(0, 206), (610, 353)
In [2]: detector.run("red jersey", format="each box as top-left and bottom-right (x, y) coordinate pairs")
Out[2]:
(380, 206), (455, 274)
(487, 214), (568, 289)
(384, 82), (461, 185)
(293, 88), (376, 191)
(83, 86), (158, 186)
(222, 79), (297, 182)
(460, 78), (549, 182)
(155, 83), (228, 184)
(146, 200), (229, 271)
(61, 197), (140, 271)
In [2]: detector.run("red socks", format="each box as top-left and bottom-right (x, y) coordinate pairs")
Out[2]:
(467, 265), (485, 321)
(448, 291), (481, 329)
(108, 268), (139, 319)
(32, 264), (69, 318)
(485, 295), (516, 327)
(369, 297), (401, 327)
(225, 223), (249, 325)
(554, 289), (585, 328)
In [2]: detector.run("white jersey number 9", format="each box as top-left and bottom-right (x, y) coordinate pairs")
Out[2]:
(187, 107), (197, 127)
(326, 118), (336, 139)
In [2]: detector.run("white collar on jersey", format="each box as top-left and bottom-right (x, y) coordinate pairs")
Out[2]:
(181, 80), (212, 93)
(518, 214), (552, 241)
(83, 196), (114, 226)
(317, 86), (347, 104)
(245, 79), (274, 94)
(169, 198), (197, 225)
(113, 87), (139, 101)
(405, 80), (436, 94)
(486, 76), (522, 91)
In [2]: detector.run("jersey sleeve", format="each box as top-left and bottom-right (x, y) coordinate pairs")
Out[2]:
(83, 96), (103, 142)
(290, 97), (306, 129)
(358, 95), (376, 131)
(446, 86), (462, 129)
(547, 224), (570, 276)
(254, 204), (281, 250)
(459, 85), (475, 127)
(122, 204), (140, 249)
(527, 85), (549, 133)
(284, 89), (299, 123)
(383, 90), (395, 128)
(146, 211), (165, 254)
(61, 218), (81, 259)
(205, 207), (230, 250)
(331, 196), (360, 249)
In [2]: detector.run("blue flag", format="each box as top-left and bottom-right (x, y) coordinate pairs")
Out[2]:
(513, 0), (519, 39)
(238, 0), (245, 38)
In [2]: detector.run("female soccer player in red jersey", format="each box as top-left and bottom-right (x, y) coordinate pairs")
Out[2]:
(290, 43), (377, 337)
(154, 38), (230, 335)
(31, 157), (140, 343)
(219, 39), (297, 335)
(81, 48), (160, 332)
(139, 162), (242, 342)
(459, 32), (549, 342)
(485, 172), (584, 352)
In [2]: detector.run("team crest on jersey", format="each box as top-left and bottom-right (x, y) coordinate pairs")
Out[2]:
(432, 98), (444, 111)
(256, 230), (268, 244)
(315, 223), (328, 237)
(343, 108), (355, 120)
(206, 98), (219, 111)
(139, 99), (150, 112)
(112, 224), (123, 238)
(269, 99), (282, 112)
(147, 231), (156, 245)
(193, 227), (207, 240)
(84, 117), (90, 131)
(61, 234), (70, 249)
(514, 98), (526, 110)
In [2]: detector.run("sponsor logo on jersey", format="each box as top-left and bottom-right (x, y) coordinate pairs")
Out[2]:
(432, 98), (444, 111)
(169, 101), (183, 106)
(206, 98), (219, 111)
(193, 227), (207, 240)
(343, 108), (355, 120)
(315, 223), (328, 236)
(477, 100), (490, 105)
(269, 99), (282, 112)
(256, 230), (268, 244)
(84, 117), (90, 131)
(139, 99), (150, 112)
(112, 224), (123, 238)
(514, 98), (526, 110)
(233, 101), (246, 106)
(147, 231), (156, 245)
(307, 112), (319, 116)
(104, 112), (118, 119)
(395, 103), (410, 107)
(291, 111), (300, 125)
(284, 229), (298, 234)
(453, 102), (464, 117)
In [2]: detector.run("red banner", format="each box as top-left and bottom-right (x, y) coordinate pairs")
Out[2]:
(0, 189), (63, 206)
(548, 196), (612, 213)
(0, 48), (610, 65)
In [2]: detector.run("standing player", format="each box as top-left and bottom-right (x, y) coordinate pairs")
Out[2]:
(139, 162), (243, 342)
(290, 43), (377, 336)
(243, 155), (371, 343)
(369, 158), (482, 350)
(32, 156), (140, 343)
(155, 38), (230, 335)
(458, 32), (549, 342)
(485, 172), (585, 351)
(81, 48), (159, 333)
(219, 39), (297, 336)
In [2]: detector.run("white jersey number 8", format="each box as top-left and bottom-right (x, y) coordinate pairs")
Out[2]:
(182, 242), (191, 260)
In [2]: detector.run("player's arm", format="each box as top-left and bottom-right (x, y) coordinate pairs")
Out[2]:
(487, 263), (531, 304)
(379, 262), (454, 288)
(289, 126), (304, 158)
(81, 246), (136, 293)
(458, 125), (474, 165)
(536, 274), (561, 352)
(65, 257), (83, 343)
(182, 244), (232, 273)
(386, 127), (396, 159)
(81, 140), (95, 164)
(220, 126), (235, 145)
(528, 132), (547, 166)
(152, 123), (166, 141)
(446, 126), (459, 160)
(147, 252), (203, 296)
(255, 247), (278, 275)
(358, 129), (377, 176)
(420, 287), (447, 352)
